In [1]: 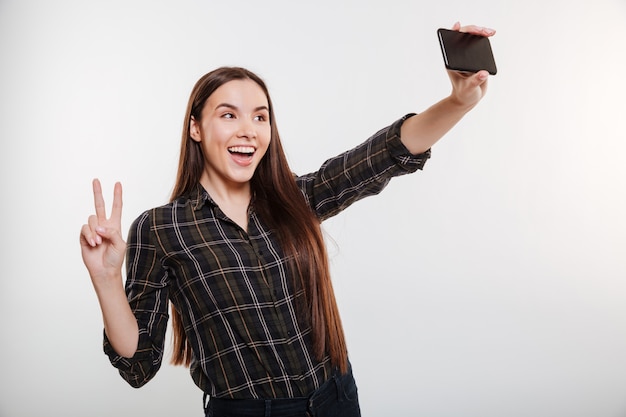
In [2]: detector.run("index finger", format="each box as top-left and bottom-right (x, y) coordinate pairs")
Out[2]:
(454, 22), (496, 37)
(92, 178), (107, 222)
(110, 181), (123, 225)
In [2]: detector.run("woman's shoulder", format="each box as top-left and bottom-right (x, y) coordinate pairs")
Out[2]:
(131, 189), (207, 226)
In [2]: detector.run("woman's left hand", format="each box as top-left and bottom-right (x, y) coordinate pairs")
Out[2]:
(398, 22), (497, 154)
(447, 22), (496, 110)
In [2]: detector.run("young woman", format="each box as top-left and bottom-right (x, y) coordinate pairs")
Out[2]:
(80, 23), (495, 417)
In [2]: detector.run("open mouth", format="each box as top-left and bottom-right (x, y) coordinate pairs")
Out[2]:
(228, 146), (255, 156)
(228, 146), (256, 166)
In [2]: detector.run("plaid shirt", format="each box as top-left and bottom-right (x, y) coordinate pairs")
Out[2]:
(104, 114), (430, 399)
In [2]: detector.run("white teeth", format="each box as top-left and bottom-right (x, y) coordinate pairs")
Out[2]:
(228, 146), (255, 154)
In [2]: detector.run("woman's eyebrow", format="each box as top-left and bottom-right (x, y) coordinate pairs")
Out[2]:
(215, 103), (269, 112)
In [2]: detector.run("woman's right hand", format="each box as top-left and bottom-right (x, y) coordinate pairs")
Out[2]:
(80, 179), (126, 285)
(80, 179), (139, 357)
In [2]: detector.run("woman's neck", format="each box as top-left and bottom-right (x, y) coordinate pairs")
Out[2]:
(199, 174), (251, 231)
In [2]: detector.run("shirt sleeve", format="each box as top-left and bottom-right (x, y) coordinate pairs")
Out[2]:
(296, 114), (431, 221)
(103, 209), (170, 388)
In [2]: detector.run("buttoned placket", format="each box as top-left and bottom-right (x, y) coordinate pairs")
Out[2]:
(245, 212), (297, 341)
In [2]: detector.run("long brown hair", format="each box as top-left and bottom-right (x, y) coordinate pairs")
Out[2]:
(169, 67), (348, 373)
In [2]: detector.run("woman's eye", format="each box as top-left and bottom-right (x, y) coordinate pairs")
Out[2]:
(222, 112), (234, 119)
(254, 114), (267, 122)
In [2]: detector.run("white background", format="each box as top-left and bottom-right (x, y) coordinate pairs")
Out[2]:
(1, 1), (625, 416)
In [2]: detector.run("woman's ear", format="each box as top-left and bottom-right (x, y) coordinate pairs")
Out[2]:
(189, 116), (202, 142)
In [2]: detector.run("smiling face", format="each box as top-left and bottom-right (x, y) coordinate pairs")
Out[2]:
(189, 79), (271, 197)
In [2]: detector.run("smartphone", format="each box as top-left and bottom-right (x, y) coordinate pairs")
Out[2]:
(437, 28), (497, 75)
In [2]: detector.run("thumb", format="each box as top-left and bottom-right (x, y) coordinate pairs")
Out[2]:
(96, 226), (126, 248)
(474, 70), (489, 85)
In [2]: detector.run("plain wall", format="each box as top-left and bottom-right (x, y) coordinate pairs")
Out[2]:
(1, 0), (625, 416)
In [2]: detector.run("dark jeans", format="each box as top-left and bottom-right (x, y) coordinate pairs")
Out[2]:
(204, 369), (361, 417)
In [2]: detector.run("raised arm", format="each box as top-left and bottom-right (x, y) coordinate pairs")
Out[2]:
(80, 179), (138, 358)
(400, 22), (496, 154)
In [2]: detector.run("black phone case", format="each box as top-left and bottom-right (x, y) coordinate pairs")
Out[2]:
(437, 28), (497, 75)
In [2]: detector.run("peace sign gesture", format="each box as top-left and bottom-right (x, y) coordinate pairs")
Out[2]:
(80, 179), (127, 284)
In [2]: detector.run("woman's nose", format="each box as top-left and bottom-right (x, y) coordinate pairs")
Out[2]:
(237, 119), (257, 139)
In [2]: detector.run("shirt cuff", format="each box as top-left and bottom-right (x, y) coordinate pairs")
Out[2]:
(103, 329), (153, 370)
(386, 113), (431, 172)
